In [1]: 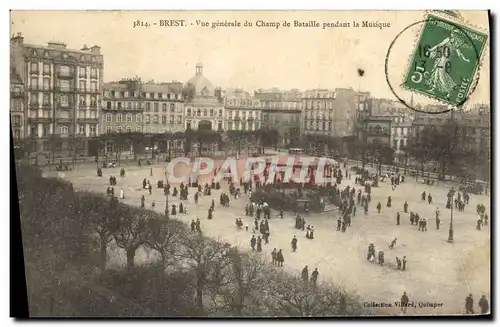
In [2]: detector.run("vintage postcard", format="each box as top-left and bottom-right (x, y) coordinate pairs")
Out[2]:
(10, 10), (491, 317)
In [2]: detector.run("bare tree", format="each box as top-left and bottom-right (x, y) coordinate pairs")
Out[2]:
(175, 233), (232, 315)
(144, 218), (186, 268)
(220, 249), (268, 316)
(112, 209), (151, 270)
(260, 271), (365, 317)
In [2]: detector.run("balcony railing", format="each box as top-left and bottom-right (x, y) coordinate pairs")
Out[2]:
(77, 117), (99, 124)
(11, 91), (24, 98)
(28, 116), (53, 123)
(54, 86), (74, 93)
(29, 68), (39, 74)
(42, 70), (51, 76)
(56, 71), (75, 78)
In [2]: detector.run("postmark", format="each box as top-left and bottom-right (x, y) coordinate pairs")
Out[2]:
(402, 14), (488, 107)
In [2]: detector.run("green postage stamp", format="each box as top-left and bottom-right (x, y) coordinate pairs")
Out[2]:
(403, 14), (488, 106)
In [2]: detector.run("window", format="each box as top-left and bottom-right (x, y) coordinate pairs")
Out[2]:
(79, 80), (86, 91)
(116, 126), (122, 133)
(177, 115), (182, 124)
(203, 109), (207, 116)
(170, 115), (174, 124)
(145, 115), (150, 123)
(126, 126), (132, 133)
(187, 108), (192, 116)
(90, 96), (97, 107)
(79, 125), (86, 134)
(186, 121), (191, 130)
(14, 100), (21, 111)
(218, 109), (223, 117)
(127, 102), (132, 110)
(170, 103), (175, 112)
(43, 64), (50, 74)
(60, 125), (69, 135)
(30, 77), (38, 89)
(153, 115), (159, 123)
(79, 67), (86, 77)
(154, 103), (159, 112)
(218, 121), (223, 130)
(90, 81), (97, 91)
(91, 68), (98, 78)
(126, 113), (132, 122)
(43, 125), (50, 136)
(162, 103), (167, 112)
(210, 109), (214, 116)
(59, 65), (70, 76)
(117, 102), (122, 110)
(107, 101), (112, 109)
(30, 62), (38, 72)
(90, 125), (96, 135)
(162, 116), (167, 125)
(106, 126), (112, 134)
(136, 114), (142, 122)
(393, 139), (398, 149)
(116, 113), (123, 123)
(146, 102), (151, 111)
(43, 93), (50, 105)
(136, 126), (142, 132)
(106, 113), (112, 122)
(59, 95), (69, 108)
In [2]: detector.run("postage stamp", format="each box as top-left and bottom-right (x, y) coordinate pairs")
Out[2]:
(402, 14), (488, 106)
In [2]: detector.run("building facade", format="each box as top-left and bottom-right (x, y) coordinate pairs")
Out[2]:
(302, 88), (358, 138)
(10, 66), (25, 141)
(10, 33), (104, 154)
(224, 89), (261, 131)
(183, 63), (224, 131)
(412, 108), (490, 155)
(101, 79), (184, 136)
(254, 88), (302, 146)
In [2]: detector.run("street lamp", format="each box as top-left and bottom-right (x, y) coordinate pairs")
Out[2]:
(448, 189), (455, 242)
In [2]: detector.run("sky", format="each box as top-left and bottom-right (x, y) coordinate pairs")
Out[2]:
(10, 10), (490, 105)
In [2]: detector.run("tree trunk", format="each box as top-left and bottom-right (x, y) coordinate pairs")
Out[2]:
(100, 238), (107, 272)
(196, 284), (204, 314)
(126, 247), (136, 270)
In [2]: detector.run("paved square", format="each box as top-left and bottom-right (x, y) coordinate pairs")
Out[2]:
(52, 159), (490, 315)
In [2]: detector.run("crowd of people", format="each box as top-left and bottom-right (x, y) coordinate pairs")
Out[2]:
(94, 156), (490, 315)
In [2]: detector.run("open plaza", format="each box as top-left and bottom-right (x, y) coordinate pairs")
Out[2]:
(49, 153), (491, 316)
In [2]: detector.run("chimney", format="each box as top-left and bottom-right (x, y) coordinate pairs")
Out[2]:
(81, 44), (89, 51)
(90, 45), (101, 54)
(47, 41), (67, 49)
(10, 32), (24, 45)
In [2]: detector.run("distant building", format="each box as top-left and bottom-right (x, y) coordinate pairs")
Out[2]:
(302, 88), (358, 138)
(10, 66), (25, 141)
(364, 116), (392, 146)
(101, 78), (184, 153)
(10, 33), (104, 154)
(412, 108), (490, 156)
(254, 88), (302, 146)
(224, 89), (262, 131)
(183, 63), (224, 131)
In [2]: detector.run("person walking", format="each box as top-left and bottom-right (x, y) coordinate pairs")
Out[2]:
(465, 294), (474, 314)
(400, 292), (409, 314)
(478, 295), (489, 314)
